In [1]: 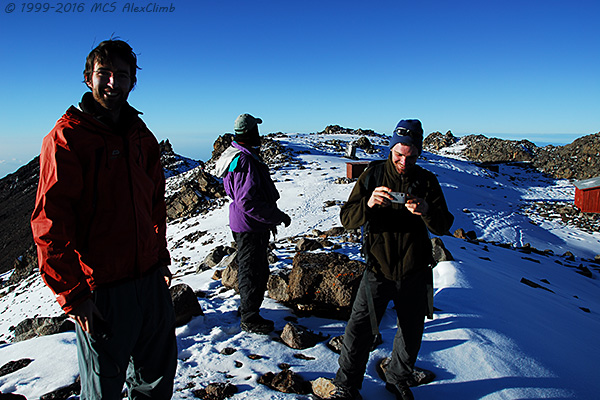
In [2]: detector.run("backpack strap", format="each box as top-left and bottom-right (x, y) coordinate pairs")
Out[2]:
(360, 160), (386, 347)
(360, 160), (385, 263)
(363, 159), (386, 193)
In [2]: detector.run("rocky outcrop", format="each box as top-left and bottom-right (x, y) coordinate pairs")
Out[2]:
(268, 252), (366, 319)
(423, 131), (459, 151)
(0, 157), (39, 275)
(459, 135), (537, 163)
(165, 167), (226, 221)
(160, 139), (202, 178)
(320, 125), (378, 138)
(12, 316), (75, 342)
(533, 133), (600, 180)
(424, 131), (600, 180)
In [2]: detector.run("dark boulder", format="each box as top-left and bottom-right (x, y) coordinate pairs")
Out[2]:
(170, 283), (204, 327)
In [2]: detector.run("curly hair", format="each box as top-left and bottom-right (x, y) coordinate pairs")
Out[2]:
(83, 39), (140, 89)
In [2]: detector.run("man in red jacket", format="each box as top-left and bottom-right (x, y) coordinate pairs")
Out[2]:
(31, 39), (177, 399)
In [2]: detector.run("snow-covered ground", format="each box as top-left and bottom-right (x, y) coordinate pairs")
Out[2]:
(1, 132), (599, 399)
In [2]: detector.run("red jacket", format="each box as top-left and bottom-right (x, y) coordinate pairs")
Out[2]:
(31, 104), (170, 313)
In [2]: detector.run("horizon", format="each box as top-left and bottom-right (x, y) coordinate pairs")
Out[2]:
(0, 129), (592, 179)
(1, 0), (598, 178)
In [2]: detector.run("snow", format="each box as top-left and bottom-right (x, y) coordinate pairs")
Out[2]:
(1, 132), (599, 399)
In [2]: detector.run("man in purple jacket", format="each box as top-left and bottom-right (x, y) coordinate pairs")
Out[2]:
(215, 114), (291, 333)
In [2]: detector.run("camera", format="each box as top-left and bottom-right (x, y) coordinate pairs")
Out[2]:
(389, 192), (407, 204)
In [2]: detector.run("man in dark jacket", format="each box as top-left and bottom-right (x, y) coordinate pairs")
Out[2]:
(328, 119), (454, 400)
(31, 40), (177, 399)
(214, 114), (291, 334)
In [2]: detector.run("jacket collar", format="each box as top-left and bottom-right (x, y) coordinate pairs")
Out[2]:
(78, 92), (141, 133)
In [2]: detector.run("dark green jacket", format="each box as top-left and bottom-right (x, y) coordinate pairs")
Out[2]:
(340, 155), (454, 281)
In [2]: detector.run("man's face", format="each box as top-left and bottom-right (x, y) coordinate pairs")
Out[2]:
(391, 143), (419, 174)
(85, 57), (132, 112)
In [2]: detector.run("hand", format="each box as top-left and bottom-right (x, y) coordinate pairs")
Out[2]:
(281, 213), (291, 227)
(405, 194), (429, 216)
(67, 298), (104, 334)
(160, 265), (173, 287)
(367, 186), (394, 208)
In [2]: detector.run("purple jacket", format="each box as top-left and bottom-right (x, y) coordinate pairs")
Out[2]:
(221, 142), (287, 232)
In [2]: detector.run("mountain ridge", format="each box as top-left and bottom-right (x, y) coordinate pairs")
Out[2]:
(1, 128), (598, 278)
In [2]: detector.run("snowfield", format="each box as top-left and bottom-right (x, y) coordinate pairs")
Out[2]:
(1, 132), (599, 399)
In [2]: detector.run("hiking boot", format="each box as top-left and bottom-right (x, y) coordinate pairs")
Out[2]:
(240, 316), (274, 334)
(385, 382), (414, 400)
(326, 383), (363, 400)
(376, 357), (435, 387)
(410, 366), (435, 386)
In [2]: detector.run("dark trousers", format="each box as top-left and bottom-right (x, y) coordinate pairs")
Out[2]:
(233, 230), (271, 322)
(76, 268), (177, 400)
(335, 269), (427, 389)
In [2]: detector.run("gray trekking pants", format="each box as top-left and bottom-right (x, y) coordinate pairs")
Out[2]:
(76, 268), (177, 399)
(334, 269), (427, 389)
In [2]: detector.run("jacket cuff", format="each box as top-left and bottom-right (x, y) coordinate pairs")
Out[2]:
(59, 290), (92, 314)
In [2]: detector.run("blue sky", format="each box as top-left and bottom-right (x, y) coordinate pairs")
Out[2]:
(1, 0), (598, 178)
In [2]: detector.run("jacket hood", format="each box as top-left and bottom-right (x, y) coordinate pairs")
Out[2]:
(214, 145), (243, 178)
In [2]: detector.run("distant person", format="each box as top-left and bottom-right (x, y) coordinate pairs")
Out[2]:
(327, 119), (454, 400)
(31, 39), (177, 399)
(214, 114), (291, 334)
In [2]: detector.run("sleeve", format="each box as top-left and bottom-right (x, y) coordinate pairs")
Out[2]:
(231, 156), (287, 226)
(421, 174), (454, 236)
(149, 135), (171, 265)
(340, 169), (372, 230)
(30, 130), (90, 313)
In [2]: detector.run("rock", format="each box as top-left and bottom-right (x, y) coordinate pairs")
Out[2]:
(322, 227), (346, 237)
(276, 252), (366, 318)
(39, 377), (81, 400)
(208, 134), (235, 164)
(0, 359), (32, 377)
(13, 316), (75, 342)
(424, 131), (600, 181)
(160, 139), (202, 178)
(170, 283), (204, 327)
(423, 131), (459, 151)
(192, 382), (237, 400)
(219, 252), (239, 292)
(165, 168), (226, 221)
(197, 245), (236, 273)
(295, 238), (323, 252)
(431, 237), (453, 262)
(7, 245), (37, 286)
(326, 335), (344, 354)
(280, 323), (327, 350)
(453, 228), (477, 241)
(355, 136), (377, 154)
(311, 377), (337, 399)
(258, 370), (311, 394)
(575, 265), (593, 279)
(267, 270), (291, 302)
(520, 277), (554, 293)
(0, 156), (39, 276)
(0, 393), (27, 400)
